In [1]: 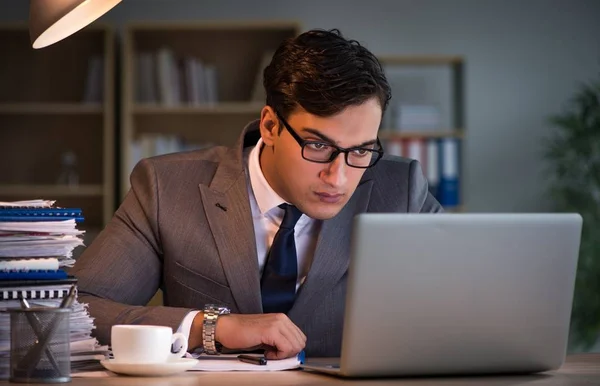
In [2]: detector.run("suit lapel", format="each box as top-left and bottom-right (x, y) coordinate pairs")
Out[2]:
(199, 123), (263, 314)
(289, 179), (374, 324)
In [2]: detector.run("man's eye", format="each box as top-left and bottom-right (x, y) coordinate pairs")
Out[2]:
(307, 143), (331, 151)
(352, 149), (370, 156)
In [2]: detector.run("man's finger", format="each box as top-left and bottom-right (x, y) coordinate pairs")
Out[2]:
(291, 323), (307, 344)
(278, 325), (304, 355)
(263, 330), (294, 358)
(266, 346), (296, 360)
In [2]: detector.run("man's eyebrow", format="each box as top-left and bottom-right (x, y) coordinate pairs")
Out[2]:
(303, 128), (378, 148)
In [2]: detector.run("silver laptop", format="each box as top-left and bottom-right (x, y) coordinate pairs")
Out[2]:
(301, 213), (582, 377)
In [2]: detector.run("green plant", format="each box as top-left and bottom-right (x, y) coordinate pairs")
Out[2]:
(544, 78), (600, 351)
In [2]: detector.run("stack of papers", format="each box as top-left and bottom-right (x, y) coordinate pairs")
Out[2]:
(0, 200), (108, 378)
(0, 200), (85, 268)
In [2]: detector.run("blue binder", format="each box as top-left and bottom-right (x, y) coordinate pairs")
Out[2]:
(0, 270), (69, 281)
(0, 216), (84, 222)
(0, 207), (83, 222)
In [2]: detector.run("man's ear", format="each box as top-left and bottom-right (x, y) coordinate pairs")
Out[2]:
(259, 106), (279, 146)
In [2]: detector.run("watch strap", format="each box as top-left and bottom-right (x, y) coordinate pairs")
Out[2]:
(202, 304), (230, 355)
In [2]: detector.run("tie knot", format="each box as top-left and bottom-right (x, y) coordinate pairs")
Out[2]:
(278, 204), (302, 229)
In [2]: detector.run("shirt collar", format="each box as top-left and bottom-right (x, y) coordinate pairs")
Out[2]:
(248, 138), (287, 215)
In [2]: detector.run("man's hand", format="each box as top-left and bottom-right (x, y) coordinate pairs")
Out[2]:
(190, 313), (306, 360)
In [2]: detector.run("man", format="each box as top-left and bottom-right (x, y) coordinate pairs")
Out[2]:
(71, 28), (442, 360)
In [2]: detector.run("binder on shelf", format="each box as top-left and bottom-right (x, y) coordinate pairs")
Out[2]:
(406, 138), (426, 175)
(438, 137), (460, 207)
(381, 135), (461, 209)
(427, 139), (440, 198)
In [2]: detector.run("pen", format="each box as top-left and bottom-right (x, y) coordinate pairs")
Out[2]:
(237, 354), (267, 366)
(59, 284), (77, 308)
(17, 284), (77, 374)
(18, 297), (61, 374)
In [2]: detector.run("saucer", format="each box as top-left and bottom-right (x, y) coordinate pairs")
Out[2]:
(100, 358), (198, 376)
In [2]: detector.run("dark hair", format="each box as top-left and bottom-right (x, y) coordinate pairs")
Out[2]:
(263, 28), (392, 125)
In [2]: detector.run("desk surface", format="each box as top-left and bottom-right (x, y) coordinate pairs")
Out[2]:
(2, 354), (599, 386)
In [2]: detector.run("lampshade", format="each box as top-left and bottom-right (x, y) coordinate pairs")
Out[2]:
(29, 0), (122, 49)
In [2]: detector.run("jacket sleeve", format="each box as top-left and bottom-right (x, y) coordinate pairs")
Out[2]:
(69, 159), (193, 345)
(407, 159), (445, 213)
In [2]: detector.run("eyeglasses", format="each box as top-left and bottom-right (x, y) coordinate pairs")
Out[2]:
(275, 111), (384, 169)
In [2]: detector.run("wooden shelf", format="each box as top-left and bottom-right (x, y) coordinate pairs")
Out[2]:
(0, 184), (104, 197)
(0, 103), (103, 115)
(379, 130), (464, 140)
(133, 102), (264, 115)
(0, 23), (115, 228)
(121, 21), (300, 198)
(378, 53), (465, 209)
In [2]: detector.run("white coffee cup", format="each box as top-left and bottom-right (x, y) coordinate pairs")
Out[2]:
(110, 325), (188, 364)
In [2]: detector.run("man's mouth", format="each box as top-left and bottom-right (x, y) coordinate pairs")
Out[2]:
(314, 192), (344, 204)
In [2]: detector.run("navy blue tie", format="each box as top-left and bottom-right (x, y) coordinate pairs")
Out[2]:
(261, 204), (303, 314)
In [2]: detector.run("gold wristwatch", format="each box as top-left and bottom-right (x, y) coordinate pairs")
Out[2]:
(202, 304), (231, 355)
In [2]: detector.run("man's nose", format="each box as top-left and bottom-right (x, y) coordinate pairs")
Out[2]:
(320, 153), (348, 187)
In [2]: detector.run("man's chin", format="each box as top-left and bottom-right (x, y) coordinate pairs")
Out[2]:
(302, 202), (345, 220)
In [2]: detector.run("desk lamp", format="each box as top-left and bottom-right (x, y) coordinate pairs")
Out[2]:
(29, 0), (122, 49)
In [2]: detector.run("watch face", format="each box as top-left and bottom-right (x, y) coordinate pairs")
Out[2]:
(205, 304), (230, 315)
(218, 307), (231, 315)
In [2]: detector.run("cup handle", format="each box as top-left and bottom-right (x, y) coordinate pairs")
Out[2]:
(170, 332), (188, 359)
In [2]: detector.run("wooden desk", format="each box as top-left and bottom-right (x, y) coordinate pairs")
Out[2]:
(2, 354), (599, 385)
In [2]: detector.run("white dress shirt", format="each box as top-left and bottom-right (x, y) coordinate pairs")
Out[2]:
(177, 139), (320, 347)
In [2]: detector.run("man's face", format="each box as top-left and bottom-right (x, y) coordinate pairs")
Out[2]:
(259, 98), (382, 220)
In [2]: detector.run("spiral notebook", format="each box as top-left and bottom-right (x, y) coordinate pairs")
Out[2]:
(0, 282), (74, 300)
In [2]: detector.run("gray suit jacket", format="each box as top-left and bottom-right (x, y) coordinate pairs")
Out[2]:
(70, 120), (443, 357)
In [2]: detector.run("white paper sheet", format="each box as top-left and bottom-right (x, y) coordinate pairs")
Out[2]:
(191, 353), (302, 372)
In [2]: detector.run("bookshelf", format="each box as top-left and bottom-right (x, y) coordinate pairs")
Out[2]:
(0, 23), (115, 233)
(377, 55), (465, 211)
(120, 21), (301, 198)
